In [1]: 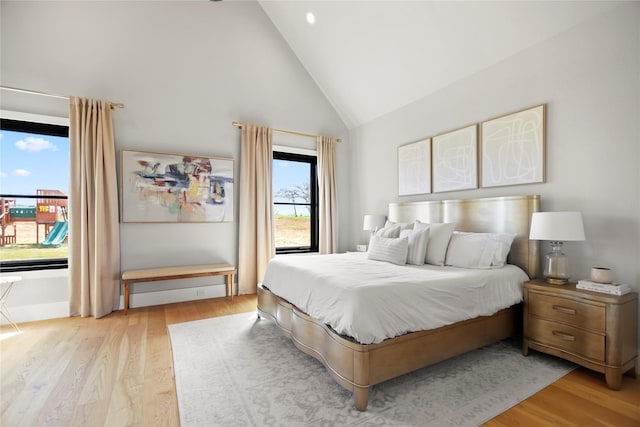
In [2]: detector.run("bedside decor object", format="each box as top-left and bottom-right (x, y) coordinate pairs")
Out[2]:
(432, 124), (478, 193)
(529, 211), (585, 284)
(121, 149), (234, 223)
(398, 138), (431, 196)
(523, 279), (637, 390)
(576, 280), (631, 296)
(590, 267), (613, 284)
(363, 214), (386, 238)
(481, 104), (546, 188)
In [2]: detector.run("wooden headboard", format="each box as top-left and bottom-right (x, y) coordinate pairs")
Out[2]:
(388, 195), (540, 278)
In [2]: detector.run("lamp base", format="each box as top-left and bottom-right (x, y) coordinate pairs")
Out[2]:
(544, 277), (570, 285)
(542, 242), (571, 286)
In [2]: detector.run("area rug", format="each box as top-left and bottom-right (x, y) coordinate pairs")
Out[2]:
(168, 312), (575, 426)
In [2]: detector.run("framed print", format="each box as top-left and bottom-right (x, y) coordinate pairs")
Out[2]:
(398, 138), (431, 196)
(121, 149), (234, 223)
(432, 124), (478, 193)
(481, 104), (546, 188)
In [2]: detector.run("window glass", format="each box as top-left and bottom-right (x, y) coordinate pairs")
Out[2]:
(0, 118), (69, 271)
(273, 151), (318, 253)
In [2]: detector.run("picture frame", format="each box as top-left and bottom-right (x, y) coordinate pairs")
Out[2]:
(432, 124), (478, 193)
(398, 138), (431, 196)
(120, 149), (234, 223)
(481, 104), (546, 188)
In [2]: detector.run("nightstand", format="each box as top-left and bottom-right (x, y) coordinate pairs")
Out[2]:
(523, 279), (638, 390)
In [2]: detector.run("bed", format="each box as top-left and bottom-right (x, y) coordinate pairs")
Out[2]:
(257, 195), (540, 411)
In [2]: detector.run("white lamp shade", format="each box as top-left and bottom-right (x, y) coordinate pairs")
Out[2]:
(363, 214), (386, 231)
(529, 212), (585, 241)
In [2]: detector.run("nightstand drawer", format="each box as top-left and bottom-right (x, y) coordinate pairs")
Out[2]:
(528, 318), (605, 362)
(529, 292), (605, 332)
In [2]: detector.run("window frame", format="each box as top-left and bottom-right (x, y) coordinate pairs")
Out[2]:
(273, 150), (319, 254)
(1, 113), (70, 272)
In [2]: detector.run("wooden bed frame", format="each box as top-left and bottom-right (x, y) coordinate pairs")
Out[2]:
(257, 195), (540, 411)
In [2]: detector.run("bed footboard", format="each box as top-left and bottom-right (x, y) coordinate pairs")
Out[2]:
(257, 283), (519, 411)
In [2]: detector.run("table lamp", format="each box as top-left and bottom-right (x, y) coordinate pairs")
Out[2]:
(529, 211), (585, 284)
(363, 214), (386, 235)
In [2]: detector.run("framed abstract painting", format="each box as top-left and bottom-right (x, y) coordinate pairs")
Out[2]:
(481, 104), (546, 188)
(120, 149), (234, 223)
(398, 138), (431, 196)
(432, 124), (478, 193)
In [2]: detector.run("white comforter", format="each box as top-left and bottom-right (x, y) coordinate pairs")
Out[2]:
(262, 252), (529, 344)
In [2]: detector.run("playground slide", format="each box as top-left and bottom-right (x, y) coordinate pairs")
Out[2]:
(42, 221), (69, 247)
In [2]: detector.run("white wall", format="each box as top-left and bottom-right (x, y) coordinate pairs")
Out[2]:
(348, 4), (640, 345)
(0, 1), (348, 318)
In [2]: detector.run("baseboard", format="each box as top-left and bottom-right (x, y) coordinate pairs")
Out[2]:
(1, 284), (230, 325)
(0, 301), (69, 325)
(118, 284), (229, 310)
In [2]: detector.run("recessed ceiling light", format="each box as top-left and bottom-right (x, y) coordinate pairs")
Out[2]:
(306, 12), (315, 25)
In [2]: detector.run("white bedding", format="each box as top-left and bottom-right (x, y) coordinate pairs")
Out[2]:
(261, 252), (529, 344)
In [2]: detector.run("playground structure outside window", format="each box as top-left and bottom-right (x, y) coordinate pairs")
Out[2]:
(1, 117), (69, 272)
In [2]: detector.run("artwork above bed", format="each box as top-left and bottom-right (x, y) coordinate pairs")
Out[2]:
(397, 104), (546, 195)
(481, 104), (546, 188)
(432, 124), (478, 193)
(398, 138), (431, 196)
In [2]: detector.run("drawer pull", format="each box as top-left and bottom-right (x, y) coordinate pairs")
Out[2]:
(552, 305), (576, 315)
(552, 330), (576, 341)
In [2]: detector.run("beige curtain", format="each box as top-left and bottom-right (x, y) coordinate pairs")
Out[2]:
(317, 136), (338, 254)
(69, 97), (120, 318)
(238, 124), (274, 294)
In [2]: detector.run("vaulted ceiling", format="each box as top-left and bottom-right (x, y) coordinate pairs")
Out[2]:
(259, 1), (620, 129)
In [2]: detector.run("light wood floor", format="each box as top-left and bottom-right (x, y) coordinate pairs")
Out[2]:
(1, 295), (638, 426)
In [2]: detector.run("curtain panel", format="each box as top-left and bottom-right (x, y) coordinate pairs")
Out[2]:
(317, 136), (338, 254)
(238, 125), (274, 294)
(69, 97), (120, 318)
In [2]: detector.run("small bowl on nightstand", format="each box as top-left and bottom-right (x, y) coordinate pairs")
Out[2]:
(590, 267), (613, 284)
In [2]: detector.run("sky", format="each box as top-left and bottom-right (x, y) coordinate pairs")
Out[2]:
(273, 158), (310, 216)
(273, 158), (309, 201)
(0, 129), (69, 206)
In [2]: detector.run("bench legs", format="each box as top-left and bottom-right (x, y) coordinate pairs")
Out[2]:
(226, 272), (235, 301)
(123, 282), (130, 315)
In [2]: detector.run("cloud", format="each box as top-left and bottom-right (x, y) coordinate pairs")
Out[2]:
(13, 169), (31, 177)
(15, 136), (58, 152)
(0, 171), (6, 177)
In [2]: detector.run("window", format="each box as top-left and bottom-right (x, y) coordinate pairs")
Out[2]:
(273, 150), (318, 254)
(0, 114), (70, 272)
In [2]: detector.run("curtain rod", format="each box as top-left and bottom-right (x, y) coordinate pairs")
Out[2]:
(0, 85), (124, 109)
(232, 121), (341, 143)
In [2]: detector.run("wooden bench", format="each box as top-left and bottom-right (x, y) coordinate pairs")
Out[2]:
(121, 263), (237, 315)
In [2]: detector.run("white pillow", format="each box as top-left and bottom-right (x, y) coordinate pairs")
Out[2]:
(384, 220), (413, 231)
(413, 221), (430, 232)
(373, 224), (402, 238)
(491, 233), (516, 267)
(368, 236), (409, 265)
(424, 222), (456, 266)
(400, 227), (430, 265)
(445, 231), (516, 269)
